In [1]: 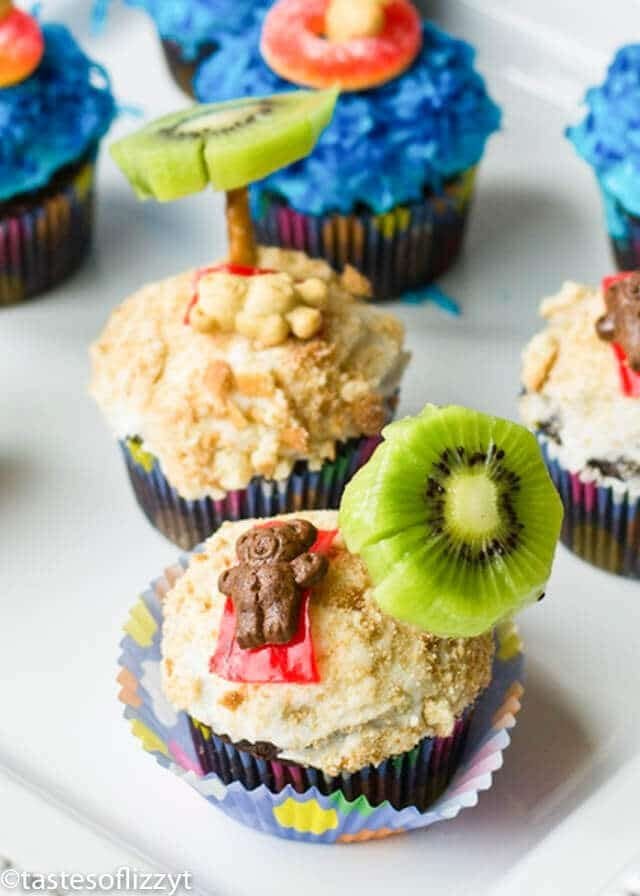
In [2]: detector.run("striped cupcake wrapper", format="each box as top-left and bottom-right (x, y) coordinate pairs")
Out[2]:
(538, 435), (640, 578)
(120, 433), (383, 550)
(253, 167), (477, 300)
(598, 183), (640, 270)
(189, 712), (471, 814)
(0, 157), (96, 307)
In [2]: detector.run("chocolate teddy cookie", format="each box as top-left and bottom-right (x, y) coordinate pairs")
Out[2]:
(218, 520), (328, 649)
(597, 271), (640, 371)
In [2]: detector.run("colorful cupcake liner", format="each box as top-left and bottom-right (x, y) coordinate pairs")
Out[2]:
(160, 39), (214, 98)
(120, 433), (384, 550)
(118, 562), (524, 843)
(0, 157), (96, 307)
(538, 435), (640, 578)
(599, 184), (640, 270)
(189, 711), (471, 814)
(253, 167), (477, 300)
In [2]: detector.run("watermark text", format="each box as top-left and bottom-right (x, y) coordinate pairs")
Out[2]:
(0, 866), (192, 895)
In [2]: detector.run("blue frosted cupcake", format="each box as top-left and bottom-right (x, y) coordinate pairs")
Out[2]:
(568, 45), (640, 271)
(0, 14), (116, 305)
(94, 0), (272, 96)
(195, 2), (501, 298)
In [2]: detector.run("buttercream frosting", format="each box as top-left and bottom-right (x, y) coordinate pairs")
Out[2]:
(520, 281), (640, 496)
(0, 24), (116, 203)
(90, 249), (409, 500)
(567, 45), (640, 236)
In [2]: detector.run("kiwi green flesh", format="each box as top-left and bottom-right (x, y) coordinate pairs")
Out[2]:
(110, 89), (338, 200)
(340, 405), (563, 637)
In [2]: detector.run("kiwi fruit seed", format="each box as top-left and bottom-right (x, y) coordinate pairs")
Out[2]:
(110, 89), (338, 201)
(339, 405), (563, 637)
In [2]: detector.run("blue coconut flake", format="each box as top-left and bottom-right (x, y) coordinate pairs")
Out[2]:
(0, 24), (117, 202)
(401, 284), (462, 315)
(93, 0), (272, 60)
(567, 44), (640, 225)
(195, 20), (501, 216)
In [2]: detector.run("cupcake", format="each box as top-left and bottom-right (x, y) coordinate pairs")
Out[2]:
(0, 8), (116, 306)
(93, 0), (271, 96)
(520, 273), (640, 578)
(194, 0), (501, 299)
(567, 45), (640, 271)
(119, 405), (561, 841)
(91, 90), (408, 548)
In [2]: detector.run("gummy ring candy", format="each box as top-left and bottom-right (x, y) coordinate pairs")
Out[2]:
(0, 3), (44, 88)
(261, 0), (422, 92)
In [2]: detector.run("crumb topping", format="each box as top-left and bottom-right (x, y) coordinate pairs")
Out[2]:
(90, 249), (409, 499)
(161, 510), (494, 776)
(191, 269), (329, 346)
(519, 281), (640, 491)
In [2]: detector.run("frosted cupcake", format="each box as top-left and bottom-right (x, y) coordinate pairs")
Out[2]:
(568, 45), (640, 270)
(91, 90), (408, 548)
(93, 0), (271, 96)
(195, 0), (501, 299)
(0, 9), (116, 305)
(520, 273), (640, 577)
(119, 404), (561, 841)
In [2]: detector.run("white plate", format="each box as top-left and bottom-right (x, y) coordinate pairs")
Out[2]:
(1, 2), (638, 894)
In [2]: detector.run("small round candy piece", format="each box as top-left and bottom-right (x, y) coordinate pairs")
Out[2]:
(0, 4), (45, 88)
(325, 0), (385, 42)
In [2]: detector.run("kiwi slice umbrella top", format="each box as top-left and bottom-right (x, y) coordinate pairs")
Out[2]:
(111, 90), (337, 200)
(110, 89), (338, 266)
(339, 405), (563, 638)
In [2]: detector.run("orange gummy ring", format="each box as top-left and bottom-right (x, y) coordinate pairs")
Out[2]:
(260, 0), (423, 92)
(0, 6), (44, 88)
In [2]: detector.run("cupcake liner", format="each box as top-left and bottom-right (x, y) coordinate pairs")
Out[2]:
(598, 184), (640, 270)
(189, 711), (471, 814)
(120, 433), (384, 551)
(118, 561), (524, 843)
(253, 167), (477, 300)
(0, 157), (96, 307)
(160, 39), (214, 98)
(538, 434), (640, 578)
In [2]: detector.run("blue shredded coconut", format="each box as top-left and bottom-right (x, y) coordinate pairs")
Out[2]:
(567, 44), (640, 235)
(194, 20), (501, 216)
(402, 284), (461, 315)
(93, 0), (273, 60)
(0, 24), (117, 202)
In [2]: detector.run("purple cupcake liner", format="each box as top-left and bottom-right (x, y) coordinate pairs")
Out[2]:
(607, 211), (640, 272)
(189, 711), (471, 814)
(0, 156), (96, 307)
(538, 435), (640, 578)
(253, 166), (477, 300)
(599, 185), (640, 270)
(120, 432), (383, 550)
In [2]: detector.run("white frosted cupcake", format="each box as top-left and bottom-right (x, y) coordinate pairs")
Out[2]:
(520, 275), (640, 577)
(90, 248), (408, 549)
(162, 510), (494, 796)
(121, 403), (562, 841)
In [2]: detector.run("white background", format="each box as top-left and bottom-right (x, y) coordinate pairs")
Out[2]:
(1, 2), (640, 894)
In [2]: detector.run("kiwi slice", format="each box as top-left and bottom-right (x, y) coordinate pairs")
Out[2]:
(110, 89), (338, 201)
(339, 405), (563, 637)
